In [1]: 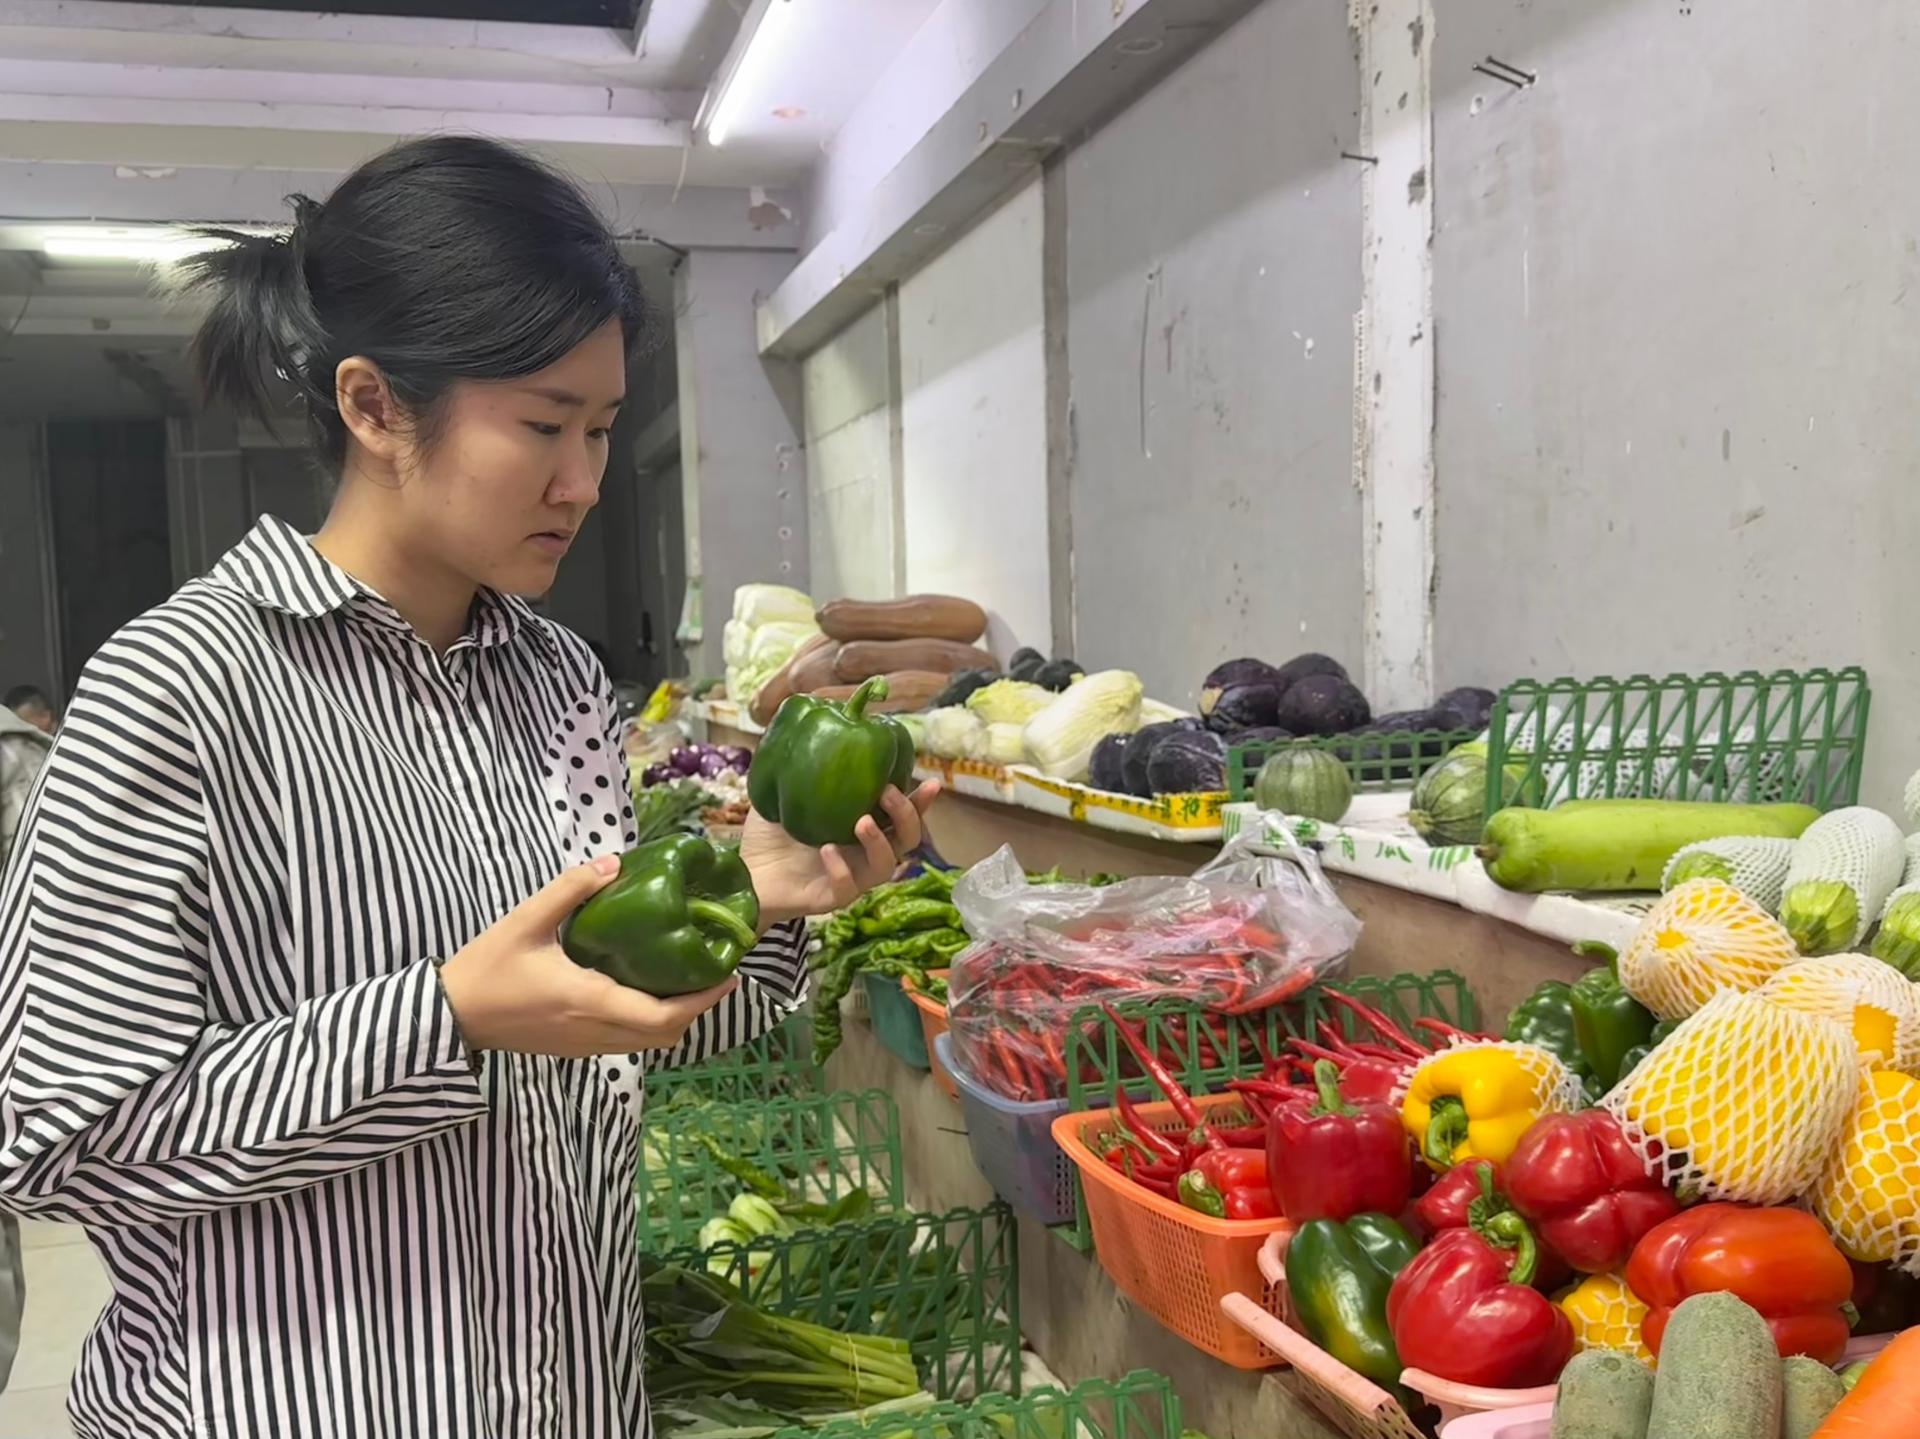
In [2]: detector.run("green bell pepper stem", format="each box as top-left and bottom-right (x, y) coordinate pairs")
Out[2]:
(1177, 1171), (1226, 1218)
(1311, 1059), (1353, 1115)
(1478, 1205), (1540, 1289)
(1425, 1095), (1470, 1168)
(686, 898), (758, 952)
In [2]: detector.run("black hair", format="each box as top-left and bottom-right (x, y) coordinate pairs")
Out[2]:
(3, 686), (48, 710)
(181, 135), (649, 466)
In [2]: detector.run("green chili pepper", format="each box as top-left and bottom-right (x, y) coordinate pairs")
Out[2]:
(1505, 978), (1599, 1097)
(1568, 945), (1657, 1091)
(858, 898), (961, 937)
(559, 833), (759, 996)
(747, 676), (916, 847)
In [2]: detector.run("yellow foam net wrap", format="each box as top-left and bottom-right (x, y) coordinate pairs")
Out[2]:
(1760, 953), (1920, 1075)
(1617, 878), (1800, 1022)
(1811, 1069), (1920, 1273)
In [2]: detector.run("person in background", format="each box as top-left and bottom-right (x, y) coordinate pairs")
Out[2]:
(2, 685), (53, 737)
(0, 135), (936, 1439)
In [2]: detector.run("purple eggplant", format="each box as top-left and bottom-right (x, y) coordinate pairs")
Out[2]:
(669, 746), (705, 776)
(642, 763), (674, 787)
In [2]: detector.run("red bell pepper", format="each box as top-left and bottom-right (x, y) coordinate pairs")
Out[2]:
(1387, 1205), (1575, 1389)
(1626, 1203), (1853, 1364)
(1268, 1060), (1412, 1223)
(1412, 1160), (1573, 1291)
(1179, 1147), (1279, 1220)
(1503, 1111), (1679, 1274)
(1414, 1158), (1502, 1236)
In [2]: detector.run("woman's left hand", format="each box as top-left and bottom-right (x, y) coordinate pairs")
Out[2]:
(742, 780), (940, 926)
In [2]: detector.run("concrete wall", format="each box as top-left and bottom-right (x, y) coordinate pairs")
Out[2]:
(675, 249), (808, 675)
(1429, 0), (1920, 807)
(1060, 0), (1363, 706)
(802, 303), (899, 603)
(899, 180), (1050, 662)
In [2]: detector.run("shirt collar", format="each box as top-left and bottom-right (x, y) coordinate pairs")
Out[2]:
(206, 514), (555, 658)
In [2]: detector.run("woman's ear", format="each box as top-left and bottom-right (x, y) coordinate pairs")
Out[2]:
(335, 356), (405, 466)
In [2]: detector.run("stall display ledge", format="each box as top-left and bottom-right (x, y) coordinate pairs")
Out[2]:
(691, 697), (764, 736)
(914, 758), (1229, 844)
(1221, 802), (1650, 950)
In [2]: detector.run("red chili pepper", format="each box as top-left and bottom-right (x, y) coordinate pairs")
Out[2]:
(1413, 1015), (1487, 1045)
(1322, 989), (1429, 1059)
(1503, 1111), (1680, 1275)
(1269, 1060), (1413, 1223)
(1113, 1084), (1183, 1164)
(1206, 1122), (1269, 1149)
(1103, 1005), (1223, 1149)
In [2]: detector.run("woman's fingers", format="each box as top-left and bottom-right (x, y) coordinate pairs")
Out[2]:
(819, 841), (860, 910)
(877, 786), (924, 855)
(512, 854), (620, 937)
(583, 973), (740, 1047)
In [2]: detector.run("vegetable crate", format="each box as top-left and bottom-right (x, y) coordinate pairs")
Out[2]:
(1055, 1093), (1292, 1369)
(1058, 972), (1478, 1250)
(936, 1032), (1075, 1226)
(1485, 668), (1870, 812)
(1227, 728), (1482, 801)
(865, 972), (932, 1070)
(646, 1009), (822, 1106)
(636, 1088), (907, 1250)
(662, 1201), (1022, 1405)
(904, 972), (959, 1101)
(775, 1369), (1181, 1439)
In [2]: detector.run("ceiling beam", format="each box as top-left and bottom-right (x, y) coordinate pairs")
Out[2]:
(0, 161), (800, 251)
(756, 0), (1263, 359)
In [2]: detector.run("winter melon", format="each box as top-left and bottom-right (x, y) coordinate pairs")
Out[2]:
(1253, 747), (1353, 823)
(1644, 1293), (1782, 1439)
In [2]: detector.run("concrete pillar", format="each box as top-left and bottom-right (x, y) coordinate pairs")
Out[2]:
(673, 250), (807, 677)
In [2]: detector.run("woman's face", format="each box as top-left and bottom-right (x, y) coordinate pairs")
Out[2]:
(400, 318), (627, 597)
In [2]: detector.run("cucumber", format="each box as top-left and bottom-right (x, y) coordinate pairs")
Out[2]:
(1478, 801), (1822, 894)
(1551, 1349), (1654, 1439)
(1781, 1355), (1846, 1439)
(1645, 1292), (1782, 1439)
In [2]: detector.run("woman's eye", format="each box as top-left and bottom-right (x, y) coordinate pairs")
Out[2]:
(526, 422), (564, 437)
(588, 427), (612, 442)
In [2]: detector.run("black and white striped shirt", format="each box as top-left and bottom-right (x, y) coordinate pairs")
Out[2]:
(0, 515), (807, 1439)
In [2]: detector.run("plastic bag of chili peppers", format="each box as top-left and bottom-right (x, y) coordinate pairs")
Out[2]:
(944, 820), (1360, 1101)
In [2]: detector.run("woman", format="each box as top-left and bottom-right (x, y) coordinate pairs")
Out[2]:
(0, 135), (934, 1439)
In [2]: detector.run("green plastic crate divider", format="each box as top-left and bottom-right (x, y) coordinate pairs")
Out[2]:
(774, 1369), (1180, 1439)
(659, 1202), (1022, 1407)
(867, 971), (934, 1070)
(1226, 728), (1481, 801)
(1059, 971), (1476, 1248)
(1485, 668), (1870, 813)
(636, 1088), (908, 1249)
(646, 1008), (823, 1105)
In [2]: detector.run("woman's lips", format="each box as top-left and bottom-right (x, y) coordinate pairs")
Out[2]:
(529, 530), (574, 558)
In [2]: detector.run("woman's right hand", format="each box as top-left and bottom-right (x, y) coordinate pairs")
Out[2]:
(436, 854), (739, 1058)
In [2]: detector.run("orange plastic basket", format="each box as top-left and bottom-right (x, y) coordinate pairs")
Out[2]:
(1053, 1092), (1291, 1368)
(903, 970), (957, 1102)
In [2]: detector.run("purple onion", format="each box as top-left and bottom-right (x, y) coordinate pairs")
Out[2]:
(696, 751), (732, 779)
(720, 745), (754, 771)
(669, 746), (705, 776)
(642, 763), (674, 787)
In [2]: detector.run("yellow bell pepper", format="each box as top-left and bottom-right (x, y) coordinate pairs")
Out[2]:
(1560, 1273), (1654, 1365)
(1812, 1068), (1920, 1263)
(1403, 1046), (1547, 1171)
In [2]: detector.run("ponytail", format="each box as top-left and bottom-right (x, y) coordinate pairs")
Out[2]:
(177, 137), (648, 468)
(179, 198), (329, 443)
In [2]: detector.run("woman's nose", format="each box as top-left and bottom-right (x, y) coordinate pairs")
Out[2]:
(549, 443), (604, 506)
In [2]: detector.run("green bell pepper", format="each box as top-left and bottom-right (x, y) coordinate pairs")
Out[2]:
(1505, 978), (1599, 1097)
(558, 832), (760, 996)
(1283, 1213), (1418, 1395)
(1617, 1018), (1680, 1081)
(747, 675), (916, 847)
(1567, 943), (1657, 1091)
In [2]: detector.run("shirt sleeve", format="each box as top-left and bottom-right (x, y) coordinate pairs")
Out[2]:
(593, 679), (810, 1076)
(0, 632), (487, 1230)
